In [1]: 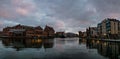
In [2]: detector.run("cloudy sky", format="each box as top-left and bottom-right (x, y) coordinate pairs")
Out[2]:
(0, 0), (120, 33)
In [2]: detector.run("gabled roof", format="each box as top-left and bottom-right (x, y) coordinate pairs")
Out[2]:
(34, 26), (43, 30)
(44, 25), (55, 32)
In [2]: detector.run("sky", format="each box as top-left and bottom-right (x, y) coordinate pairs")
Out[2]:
(0, 0), (120, 33)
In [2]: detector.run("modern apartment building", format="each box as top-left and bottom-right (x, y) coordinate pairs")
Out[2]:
(97, 18), (120, 38)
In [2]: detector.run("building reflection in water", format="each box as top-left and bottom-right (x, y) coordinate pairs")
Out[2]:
(86, 39), (120, 59)
(1, 38), (120, 59)
(2, 38), (54, 51)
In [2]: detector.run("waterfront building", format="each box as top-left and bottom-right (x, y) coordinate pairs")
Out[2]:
(2, 24), (55, 38)
(55, 32), (65, 38)
(78, 31), (83, 38)
(97, 23), (102, 38)
(82, 32), (87, 38)
(97, 18), (120, 38)
(34, 26), (44, 37)
(88, 27), (98, 38)
(78, 31), (87, 38)
(43, 25), (55, 37)
(65, 32), (78, 37)
(3, 24), (27, 36)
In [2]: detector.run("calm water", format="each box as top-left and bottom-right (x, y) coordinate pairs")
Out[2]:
(0, 38), (119, 59)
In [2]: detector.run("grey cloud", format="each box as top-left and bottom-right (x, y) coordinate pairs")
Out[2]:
(89, 0), (120, 19)
(0, 0), (120, 33)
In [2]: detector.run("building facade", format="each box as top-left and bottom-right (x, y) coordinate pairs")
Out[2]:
(97, 18), (120, 38)
(3, 24), (55, 38)
(44, 25), (55, 37)
(55, 32), (65, 38)
(78, 31), (87, 38)
(88, 27), (98, 38)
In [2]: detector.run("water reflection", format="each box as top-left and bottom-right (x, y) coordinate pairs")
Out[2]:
(86, 39), (120, 59)
(2, 38), (54, 51)
(0, 38), (119, 59)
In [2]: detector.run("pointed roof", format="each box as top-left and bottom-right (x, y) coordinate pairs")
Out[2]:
(44, 25), (55, 32)
(34, 26), (43, 30)
(13, 24), (33, 30)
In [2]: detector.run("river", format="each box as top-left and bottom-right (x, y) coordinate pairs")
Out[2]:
(0, 38), (119, 59)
